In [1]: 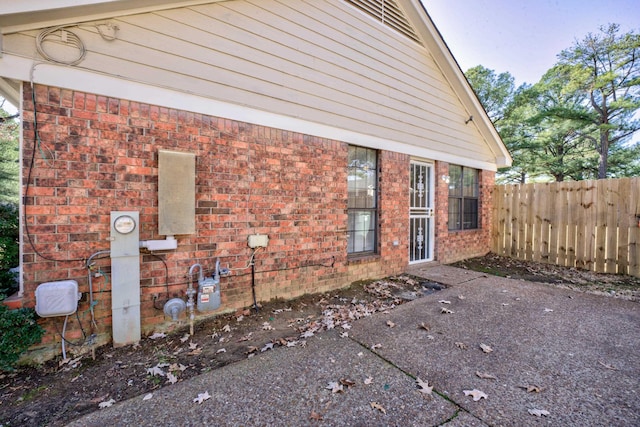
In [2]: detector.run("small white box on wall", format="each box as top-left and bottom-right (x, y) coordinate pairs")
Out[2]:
(35, 280), (80, 317)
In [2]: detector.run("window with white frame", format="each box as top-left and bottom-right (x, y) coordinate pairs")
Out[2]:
(448, 165), (479, 230)
(347, 146), (377, 254)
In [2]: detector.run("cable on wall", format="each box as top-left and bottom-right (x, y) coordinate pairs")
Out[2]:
(35, 26), (87, 66)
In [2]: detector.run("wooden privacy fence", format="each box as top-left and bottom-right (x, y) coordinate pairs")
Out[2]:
(491, 177), (640, 277)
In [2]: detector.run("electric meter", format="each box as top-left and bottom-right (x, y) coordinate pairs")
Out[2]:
(114, 214), (136, 234)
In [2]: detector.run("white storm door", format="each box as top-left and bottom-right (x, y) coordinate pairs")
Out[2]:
(409, 161), (434, 263)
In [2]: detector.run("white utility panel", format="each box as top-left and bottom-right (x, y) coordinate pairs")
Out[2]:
(248, 234), (269, 248)
(35, 280), (79, 317)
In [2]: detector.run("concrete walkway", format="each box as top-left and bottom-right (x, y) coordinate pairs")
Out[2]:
(68, 265), (639, 426)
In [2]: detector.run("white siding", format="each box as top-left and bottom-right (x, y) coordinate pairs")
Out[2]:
(3, 0), (496, 164)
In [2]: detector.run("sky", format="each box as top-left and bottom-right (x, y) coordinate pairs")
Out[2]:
(421, 0), (640, 87)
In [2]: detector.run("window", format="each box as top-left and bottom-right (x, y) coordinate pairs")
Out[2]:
(347, 146), (377, 254)
(448, 165), (479, 230)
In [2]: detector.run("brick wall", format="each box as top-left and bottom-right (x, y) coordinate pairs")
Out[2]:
(20, 84), (412, 357)
(434, 161), (495, 264)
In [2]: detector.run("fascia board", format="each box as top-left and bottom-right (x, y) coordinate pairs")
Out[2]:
(401, 0), (512, 168)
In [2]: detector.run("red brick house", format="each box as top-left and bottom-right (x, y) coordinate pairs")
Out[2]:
(0, 0), (510, 358)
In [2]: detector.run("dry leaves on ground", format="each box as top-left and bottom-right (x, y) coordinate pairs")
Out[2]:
(415, 377), (433, 396)
(370, 402), (386, 414)
(193, 391), (211, 404)
(528, 408), (550, 417)
(479, 343), (493, 353)
(475, 371), (497, 380)
(463, 389), (488, 401)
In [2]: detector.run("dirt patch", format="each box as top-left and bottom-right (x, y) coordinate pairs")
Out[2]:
(452, 253), (640, 302)
(0, 275), (434, 427)
(3, 255), (638, 427)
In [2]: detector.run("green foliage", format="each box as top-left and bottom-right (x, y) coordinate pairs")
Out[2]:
(0, 305), (44, 371)
(0, 101), (19, 204)
(466, 24), (640, 183)
(0, 202), (19, 297)
(465, 65), (516, 123)
(556, 24), (640, 179)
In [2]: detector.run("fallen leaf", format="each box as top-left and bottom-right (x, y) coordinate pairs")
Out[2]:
(458, 295), (466, 300)
(341, 323), (352, 330)
(91, 394), (109, 403)
(238, 333), (253, 342)
(309, 410), (323, 421)
(301, 330), (315, 338)
(262, 322), (274, 330)
(340, 332), (349, 338)
(142, 393), (153, 401)
(326, 381), (344, 393)
(98, 398), (115, 409)
(386, 320), (395, 328)
(463, 389), (488, 401)
(236, 315), (244, 322)
(416, 377), (433, 395)
(371, 343), (382, 350)
(528, 408), (550, 417)
(193, 391), (211, 404)
(418, 322), (430, 331)
(364, 377), (373, 385)
(261, 342), (274, 352)
(455, 342), (467, 350)
(222, 324), (231, 333)
(438, 300), (451, 304)
(340, 378), (356, 387)
(544, 308), (554, 312)
(598, 361), (618, 370)
(426, 335), (435, 340)
(216, 348), (226, 354)
(519, 384), (542, 393)
(148, 332), (166, 340)
(169, 363), (187, 372)
(166, 372), (178, 384)
(180, 334), (190, 343)
(440, 307), (454, 314)
(188, 348), (202, 356)
(370, 402), (386, 414)
(146, 366), (165, 377)
(188, 342), (198, 350)
(245, 346), (259, 354)
(479, 343), (493, 353)
(475, 371), (497, 380)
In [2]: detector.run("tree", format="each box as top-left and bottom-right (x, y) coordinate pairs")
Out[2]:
(557, 24), (640, 179)
(524, 66), (600, 181)
(0, 98), (19, 203)
(465, 65), (515, 124)
(466, 66), (549, 183)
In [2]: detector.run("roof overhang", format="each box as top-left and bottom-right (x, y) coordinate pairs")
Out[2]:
(0, 0), (512, 169)
(0, 0), (223, 33)
(402, 0), (512, 168)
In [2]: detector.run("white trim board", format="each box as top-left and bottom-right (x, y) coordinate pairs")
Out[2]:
(2, 54), (499, 171)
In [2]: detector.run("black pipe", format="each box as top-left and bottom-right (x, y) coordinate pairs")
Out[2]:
(251, 256), (258, 311)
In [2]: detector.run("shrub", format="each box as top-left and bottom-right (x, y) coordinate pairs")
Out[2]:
(0, 305), (44, 371)
(0, 201), (19, 297)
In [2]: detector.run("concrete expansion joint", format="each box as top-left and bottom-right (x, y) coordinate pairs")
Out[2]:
(348, 336), (485, 426)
